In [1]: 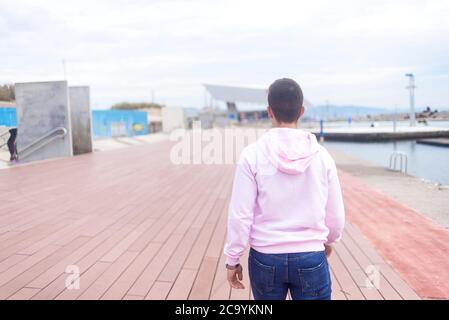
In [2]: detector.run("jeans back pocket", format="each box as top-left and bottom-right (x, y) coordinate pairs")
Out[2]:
(249, 255), (275, 296)
(298, 252), (331, 298)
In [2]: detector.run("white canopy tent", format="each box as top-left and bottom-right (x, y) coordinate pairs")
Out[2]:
(203, 84), (313, 109)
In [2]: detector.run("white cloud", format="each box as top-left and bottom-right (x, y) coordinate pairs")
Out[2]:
(1, 0), (449, 109)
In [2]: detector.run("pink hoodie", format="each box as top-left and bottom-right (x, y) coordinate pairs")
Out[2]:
(224, 128), (345, 266)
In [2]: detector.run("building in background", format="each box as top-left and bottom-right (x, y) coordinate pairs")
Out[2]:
(0, 102), (16, 154)
(161, 107), (187, 133)
(0, 101), (17, 127)
(203, 84), (313, 125)
(142, 107), (163, 133)
(184, 108), (200, 129)
(197, 107), (229, 129)
(92, 110), (149, 138)
(111, 102), (164, 134)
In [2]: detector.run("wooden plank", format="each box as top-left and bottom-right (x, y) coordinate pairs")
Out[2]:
(0, 236), (90, 299)
(0, 231), (21, 243)
(189, 257), (219, 300)
(183, 223), (216, 270)
(27, 229), (114, 289)
(344, 220), (420, 299)
(55, 262), (110, 300)
(0, 245), (64, 288)
(79, 251), (139, 300)
(341, 227), (402, 300)
(127, 173), (208, 253)
(0, 254), (28, 274)
(189, 195), (229, 300)
(101, 242), (162, 300)
(157, 228), (200, 282)
(334, 241), (383, 300)
(210, 252), (231, 300)
(145, 281), (173, 300)
(7, 287), (40, 300)
(166, 269), (197, 300)
(377, 264), (421, 300)
(329, 266), (347, 300)
(100, 218), (156, 263)
(204, 200), (228, 260)
(344, 223), (386, 264)
(31, 273), (68, 300)
(0, 221), (69, 262)
(123, 294), (144, 300)
(328, 248), (365, 300)
(126, 233), (184, 297)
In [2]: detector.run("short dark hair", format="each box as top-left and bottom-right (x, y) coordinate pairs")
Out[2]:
(268, 78), (304, 123)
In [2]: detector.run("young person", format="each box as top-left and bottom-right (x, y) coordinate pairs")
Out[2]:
(7, 128), (18, 161)
(224, 78), (345, 300)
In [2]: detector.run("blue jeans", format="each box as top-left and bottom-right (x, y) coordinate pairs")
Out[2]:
(248, 248), (332, 300)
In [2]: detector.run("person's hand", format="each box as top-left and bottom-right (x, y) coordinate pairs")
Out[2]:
(227, 265), (245, 289)
(324, 244), (333, 257)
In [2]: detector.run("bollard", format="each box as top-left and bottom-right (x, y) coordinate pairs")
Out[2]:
(319, 120), (325, 142)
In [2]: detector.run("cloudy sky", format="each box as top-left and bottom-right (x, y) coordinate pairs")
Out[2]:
(1, 0), (449, 110)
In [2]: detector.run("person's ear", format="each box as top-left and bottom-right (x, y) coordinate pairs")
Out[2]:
(299, 106), (305, 118)
(267, 106), (274, 119)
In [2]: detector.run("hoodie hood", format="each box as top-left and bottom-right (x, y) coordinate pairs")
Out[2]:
(259, 128), (320, 175)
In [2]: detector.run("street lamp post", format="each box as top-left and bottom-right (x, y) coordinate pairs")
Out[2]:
(405, 73), (416, 127)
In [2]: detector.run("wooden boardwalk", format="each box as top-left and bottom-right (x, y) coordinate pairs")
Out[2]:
(1, 139), (445, 300)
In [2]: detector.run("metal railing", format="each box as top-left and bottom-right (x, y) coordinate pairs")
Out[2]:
(389, 151), (408, 174)
(18, 127), (68, 160)
(0, 130), (10, 150)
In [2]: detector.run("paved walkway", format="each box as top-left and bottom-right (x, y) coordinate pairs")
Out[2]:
(0, 139), (446, 300)
(340, 173), (449, 299)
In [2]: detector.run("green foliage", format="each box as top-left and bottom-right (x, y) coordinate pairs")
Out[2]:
(111, 102), (164, 110)
(0, 84), (15, 102)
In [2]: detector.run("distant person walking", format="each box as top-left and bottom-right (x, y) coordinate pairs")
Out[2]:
(7, 128), (18, 161)
(224, 78), (345, 300)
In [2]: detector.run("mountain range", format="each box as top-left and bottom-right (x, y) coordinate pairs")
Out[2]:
(305, 105), (398, 120)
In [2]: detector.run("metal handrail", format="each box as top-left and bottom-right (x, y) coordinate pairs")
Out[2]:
(389, 151), (408, 174)
(0, 130), (9, 150)
(18, 127), (68, 160)
(0, 130), (10, 139)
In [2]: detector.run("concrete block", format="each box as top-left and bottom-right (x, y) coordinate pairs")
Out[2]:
(15, 81), (73, 163)
(69, 86), (93, 155)
(162, 107), (185, 133)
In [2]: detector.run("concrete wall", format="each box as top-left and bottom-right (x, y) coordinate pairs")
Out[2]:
(69, 86), (93, 155)
(15, 81), (73, 163)
(162, 107), (185, 133)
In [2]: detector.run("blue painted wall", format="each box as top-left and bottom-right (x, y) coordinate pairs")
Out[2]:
(0, 107), (17, 127)
(92, 110), (149, 137)
(0, 108), (149, 137)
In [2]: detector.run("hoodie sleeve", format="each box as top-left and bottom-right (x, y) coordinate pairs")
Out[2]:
(223, 149), (257, 266)
(325, 157), (345, 245)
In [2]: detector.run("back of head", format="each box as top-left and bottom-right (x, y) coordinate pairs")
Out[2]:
(268, 78), (304, 123)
